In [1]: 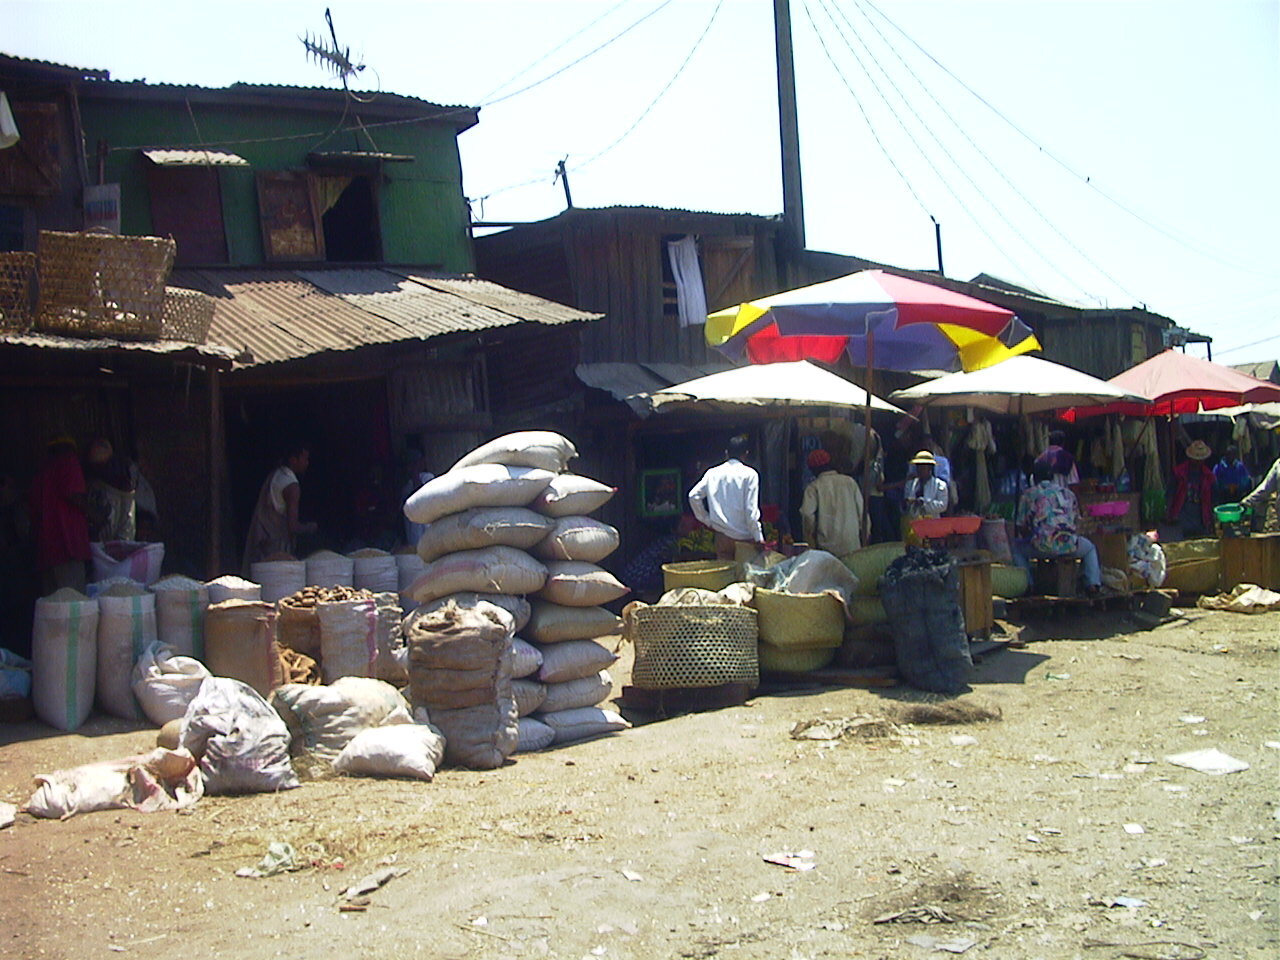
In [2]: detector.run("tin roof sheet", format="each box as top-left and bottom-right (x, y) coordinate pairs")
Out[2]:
(143, 149), (250, 167)
(170, 267), (599, 367)
(0, 331), (236, 364)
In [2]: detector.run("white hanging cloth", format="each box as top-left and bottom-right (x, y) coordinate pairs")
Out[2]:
(667, 235), (707, 328)
(0, 92), (20, 150)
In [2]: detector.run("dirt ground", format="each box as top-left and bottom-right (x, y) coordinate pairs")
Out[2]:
(2, 605), (1277, 960)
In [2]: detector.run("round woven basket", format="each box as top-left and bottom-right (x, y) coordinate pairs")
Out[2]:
(752, 588), (844, 650)
(662, 560), (740, 593)
(758, 642), (836, 674)
(625, 603), (758, 690)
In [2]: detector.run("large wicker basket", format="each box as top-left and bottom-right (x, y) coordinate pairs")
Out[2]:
(159, 286), (216, 343)
(758, 643), (836, 674)
(661, 560), (740, 593)
(625, 603), (758, 690)
(35, 230), (175, 340)
(0, 251), (35, 332)
(752, 588), (844, 650)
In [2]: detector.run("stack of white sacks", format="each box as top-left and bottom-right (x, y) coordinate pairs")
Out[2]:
(403, 431), (631, 752)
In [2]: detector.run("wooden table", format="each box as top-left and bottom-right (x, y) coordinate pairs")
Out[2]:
(955, 557), (993, 639)
(1220, 534), (1280, 591)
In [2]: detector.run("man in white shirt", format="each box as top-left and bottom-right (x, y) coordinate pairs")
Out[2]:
(904, 450), (949, 520)
(688, 434), (765, 560)
(800, 448), (865, 556)
(1242, 456), (1280, 532)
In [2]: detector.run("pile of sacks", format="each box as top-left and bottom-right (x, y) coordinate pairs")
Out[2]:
(403, 431), (630, 761)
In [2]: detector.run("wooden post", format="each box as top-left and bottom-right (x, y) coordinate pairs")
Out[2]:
(861, 329), (874, 541)
(207, 366), (225, 578)
(773, 0), (805, 251)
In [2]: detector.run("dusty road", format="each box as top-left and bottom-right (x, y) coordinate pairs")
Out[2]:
(2, 605), (1277, 960)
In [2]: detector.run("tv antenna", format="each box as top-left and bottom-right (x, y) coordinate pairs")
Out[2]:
(302, 8), (365, 89)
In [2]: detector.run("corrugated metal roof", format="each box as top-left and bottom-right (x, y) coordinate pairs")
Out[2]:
(575, 361), (734, 402)
(0, 52), (109, 79)
(143, 149), (250, 167)
(0, 331), (236, 364)
(171, 267), (599, 367)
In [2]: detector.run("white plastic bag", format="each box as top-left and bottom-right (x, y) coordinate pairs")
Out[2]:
(131, 641), (211, 726)
(335, 723), (446, 780)
(180, 677), (299, 794)
(25, 747), (202, 819)
(271, 677), (412, 765)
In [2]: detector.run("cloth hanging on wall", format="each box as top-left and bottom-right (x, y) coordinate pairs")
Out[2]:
(0, 92), (19, 150)
(667, 236), (708, 329)
(966, 418), (996, 513)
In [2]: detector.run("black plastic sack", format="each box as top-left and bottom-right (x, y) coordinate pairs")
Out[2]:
(878, 548), (972, 693)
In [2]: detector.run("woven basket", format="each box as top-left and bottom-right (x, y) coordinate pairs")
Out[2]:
(1164, 558), (1221, 595)
(0, 251), (35, 332)
(159, 286), (215, 343)
(35, 230), (175, 340)
(625, 603), (758, 690)
(752, 588), (844, 650)
(758, 643), (836, 673)
(661, 560), (740, 593)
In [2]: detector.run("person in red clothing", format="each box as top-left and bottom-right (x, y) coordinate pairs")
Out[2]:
(30, 437), (91, 594)
(1168, 439), (1215, 536)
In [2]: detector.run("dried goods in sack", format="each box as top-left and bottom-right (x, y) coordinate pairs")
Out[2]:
(416, 506), (554, 563)
(532, 515), (620, 563)
(350, 549), (399, 594)
(271, 677), (412, 766)
(373, 592), (409, 685)
(305, 550), (354, 588)
(149, 574), (209, 660)
(515, 716), (555, 753)
(180, 676), (299, 794)
(539, 670), (612, 714)
(510, 636), (543, 678)
(31, 589), (98, 732)
(450, 431), (578, 473)
(131, 641), (211, 726)
(96, 584), (158, 720)
(537, 638), (618, 684)
(206, 574), (261, 603)
(403, 464), (555, 526)
(512, 678), (548, 717)
(536, 706), (630, 746)
(524, 601), (622, 644)
(530, 474), (617, 518)
(407, 600), (518, 770)
(203, 599), (283, 697)
(537, 561), (629, 607)
(250, 559), (306, 603)
(412, 592), (530, 633)
(335, 723), (446, 781)
(25, 747), (202, 819)
(317, 596), (378, 683)
(408, 545), (547, 605)
(879, 549), (972, 694)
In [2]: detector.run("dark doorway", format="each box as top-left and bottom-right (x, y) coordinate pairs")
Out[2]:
(322, 176), (381, 262)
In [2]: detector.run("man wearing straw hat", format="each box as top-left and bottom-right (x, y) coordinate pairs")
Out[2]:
(688, 434), (765, 561)
(1168, 439), (1214, 536)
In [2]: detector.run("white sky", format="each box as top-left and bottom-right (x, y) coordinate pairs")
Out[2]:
(8, 0), (1279, 362)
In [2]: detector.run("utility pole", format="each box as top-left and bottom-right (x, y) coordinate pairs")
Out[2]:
(774, 0), (805, 252)
(554, 158), (573, 210)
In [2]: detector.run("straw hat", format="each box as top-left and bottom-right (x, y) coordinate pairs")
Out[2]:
(807, 449), (832, 470)
(910, 450), (937, 466)
(1186, 439), (1211, 461)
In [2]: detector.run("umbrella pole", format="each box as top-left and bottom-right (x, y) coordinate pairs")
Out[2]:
(861, 331), (874, 544)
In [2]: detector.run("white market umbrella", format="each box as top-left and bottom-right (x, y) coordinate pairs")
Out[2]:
(634, 360), (904, 415)
(888, 355), (1150, 416)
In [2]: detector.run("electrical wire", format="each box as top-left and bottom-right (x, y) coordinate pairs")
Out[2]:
(834, 0), (1145, 305)
(803, 0), (1054, 294)
(856, 0), (1276, 279)
(1211, 332), (1280, 357)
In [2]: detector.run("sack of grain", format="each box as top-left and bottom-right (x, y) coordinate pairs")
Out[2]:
(515, 716), (555, 753)
(90, 540), (165, 586)
(204, 600), (282, 697)
(394, 551), (426, 611)
(530, 474), (616, 518)
(540, 670), (611, 713)
(206, 574), (261, 604)
(350, 549), (399, 594)
(305, 550), (354, 588)
(251, 560), (306, 603)
(537, 561), (628, 607)
(408, 545), (547, 605)
(537, 638), (618, 684)
(412, 592), (530, 634)
(511, 636), (543, 678)
(317, 597), (378, 683)
(149, 575), (209, 660)
(31, 589), (98, 731)
(372, 592), (408, 686)
(334, 722), (446, 780)
(407, 600), (518, 769)
(403, 464), (555, 526)
(523, 601), (622, 644)
(180, 677), (298, 794)
(451, 431), (578, 473)
(512, 677), (548, 716)
(131, 641), (211, 726)
(96, 584), (158, 720)
(271, 677), (412, 765)
(416, 506), (554, 563)
(532, 515), (620, 563)
(535, 706), (630, 745)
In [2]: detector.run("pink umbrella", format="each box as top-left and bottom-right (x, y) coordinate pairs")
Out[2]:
(1064, 349), (1280, 420)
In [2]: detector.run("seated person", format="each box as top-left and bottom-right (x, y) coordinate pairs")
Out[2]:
(1014, 461), (1102, 595)
(1035, 429), (1080, 488)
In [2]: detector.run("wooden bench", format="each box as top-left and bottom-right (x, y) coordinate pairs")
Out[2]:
(1030, 556), (1081, 598)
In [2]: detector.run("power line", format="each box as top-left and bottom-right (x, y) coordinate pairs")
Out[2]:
(1210, 332), (1280, 357)
(856, 0), (1276, 280)
(835, 0), (1146, 306)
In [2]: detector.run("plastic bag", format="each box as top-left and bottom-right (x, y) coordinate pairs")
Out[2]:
(879, 548), (971, 694)
(179, 677), (299, 795)
(131, 641), (211, 726)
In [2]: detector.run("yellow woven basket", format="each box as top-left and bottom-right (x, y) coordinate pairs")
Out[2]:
(758, 642), (836, 673)
(1164, 558), (1221, 595)
(159, 286), (216, 343)
(752, 588), (844, 650)
(0, 251), (35, 332)
(662, 560), (740, 593)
